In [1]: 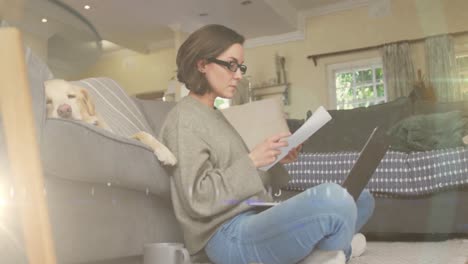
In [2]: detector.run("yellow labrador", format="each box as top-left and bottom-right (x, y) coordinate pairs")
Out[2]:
(44, 79), (177, 166)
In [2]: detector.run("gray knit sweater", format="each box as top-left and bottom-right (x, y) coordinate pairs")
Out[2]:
(159, 95), (290, 256)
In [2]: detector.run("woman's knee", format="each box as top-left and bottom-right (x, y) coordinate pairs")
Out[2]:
(304, 183), (357, 219)
(357, 189), (375, 217)
(306, 182), (347, 196)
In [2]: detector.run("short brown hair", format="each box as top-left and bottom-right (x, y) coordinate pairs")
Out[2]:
(176, 24), (245, 95)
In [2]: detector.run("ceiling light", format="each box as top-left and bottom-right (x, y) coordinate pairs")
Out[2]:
(84, 5), (91, 10)
(41, 18), (48, 23)
(241, 0), (252, 5)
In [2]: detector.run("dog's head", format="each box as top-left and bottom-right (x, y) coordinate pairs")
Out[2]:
(44, 79), (96, 121)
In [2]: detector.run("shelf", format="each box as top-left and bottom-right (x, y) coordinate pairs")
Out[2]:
(250, 83), (289, 105)
(251, 82), (289, 90)
(135, 90), (165, 100)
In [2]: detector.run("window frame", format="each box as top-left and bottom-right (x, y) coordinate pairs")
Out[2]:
(327, 57), (387, 109)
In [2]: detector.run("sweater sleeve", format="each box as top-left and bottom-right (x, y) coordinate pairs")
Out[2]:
(168, 125), (265, 219)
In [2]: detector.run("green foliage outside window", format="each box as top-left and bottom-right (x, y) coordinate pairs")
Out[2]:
(214, 97), (230, 109)
(335, 67), (386, 109)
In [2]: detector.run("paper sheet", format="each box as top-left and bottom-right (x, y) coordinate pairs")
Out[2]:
(260, 106), (332, 171)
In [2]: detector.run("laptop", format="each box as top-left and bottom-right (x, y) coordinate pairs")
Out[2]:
(249, 126), (390, 208)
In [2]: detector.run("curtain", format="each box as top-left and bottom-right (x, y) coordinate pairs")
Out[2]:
(382, 42), (416, 101)
(425, 35), (462, 102)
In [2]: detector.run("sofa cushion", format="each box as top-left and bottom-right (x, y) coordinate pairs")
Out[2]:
(220, 98), (290, 151)
(302, 97), (412, 153)
(71, 77), (153, 137)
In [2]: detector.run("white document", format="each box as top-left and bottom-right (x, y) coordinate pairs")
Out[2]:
(260, 106), (332, 171)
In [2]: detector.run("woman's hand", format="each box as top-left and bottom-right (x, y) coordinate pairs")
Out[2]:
(248, 132), (290, 168)
(280, 144), (302, 164)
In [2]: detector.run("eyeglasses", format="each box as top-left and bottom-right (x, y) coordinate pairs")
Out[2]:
(207, 58), (247, 75)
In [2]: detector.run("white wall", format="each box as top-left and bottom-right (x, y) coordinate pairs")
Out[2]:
(79, 48), (176, 95)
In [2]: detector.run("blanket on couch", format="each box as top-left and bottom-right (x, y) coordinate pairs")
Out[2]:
(388, 111), (468, 152)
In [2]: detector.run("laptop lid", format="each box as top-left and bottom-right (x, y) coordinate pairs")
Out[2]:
(342, 126), (390, 201)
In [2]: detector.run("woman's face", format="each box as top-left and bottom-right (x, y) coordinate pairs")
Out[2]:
(201, 43), (244, 99)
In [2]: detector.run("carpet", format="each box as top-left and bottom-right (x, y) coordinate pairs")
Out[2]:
(348, 239), (468, 264)
(76, 239), (468, 263)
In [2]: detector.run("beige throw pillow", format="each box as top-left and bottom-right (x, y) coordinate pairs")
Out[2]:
(221, 98), (290, 151)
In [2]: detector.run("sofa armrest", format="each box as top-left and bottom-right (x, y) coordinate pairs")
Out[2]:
(413, 100), (468, 115)
(41, 119), (171, 200)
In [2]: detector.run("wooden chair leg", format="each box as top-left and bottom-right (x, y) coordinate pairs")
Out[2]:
(0, 28), (57, 264)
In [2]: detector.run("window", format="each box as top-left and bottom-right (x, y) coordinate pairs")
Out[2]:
(456, 54), (468, 100)
(328, 58), (387, 110)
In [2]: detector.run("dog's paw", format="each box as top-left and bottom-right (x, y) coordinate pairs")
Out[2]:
(463, 135), (468, 145)
(154, 146), (177, 166)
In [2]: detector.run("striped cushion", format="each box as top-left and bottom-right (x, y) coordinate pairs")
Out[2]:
(71, 77), (153, 137)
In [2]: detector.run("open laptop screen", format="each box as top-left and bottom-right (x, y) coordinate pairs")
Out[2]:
(250, 126), (390, 208)
(342, 126), (391, 201)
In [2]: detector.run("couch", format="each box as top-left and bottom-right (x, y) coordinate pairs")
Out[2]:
(1, 48), (184, 264)
(284, 97), (468, 240)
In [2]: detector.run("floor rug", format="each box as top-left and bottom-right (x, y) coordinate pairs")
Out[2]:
(348, 239), (468, 264)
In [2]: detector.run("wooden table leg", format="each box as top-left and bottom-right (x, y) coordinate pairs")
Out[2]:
(0, 27), (57, 264)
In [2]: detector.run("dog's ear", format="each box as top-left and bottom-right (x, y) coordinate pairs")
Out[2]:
(78, 88), (96, 116)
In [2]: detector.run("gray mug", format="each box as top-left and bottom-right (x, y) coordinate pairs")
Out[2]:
(143, 243), (190, 264)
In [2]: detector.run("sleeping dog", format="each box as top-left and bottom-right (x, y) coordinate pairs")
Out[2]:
(44, 79), (177, 166)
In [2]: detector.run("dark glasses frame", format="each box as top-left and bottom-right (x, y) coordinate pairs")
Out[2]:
(207, 58), (247, 75)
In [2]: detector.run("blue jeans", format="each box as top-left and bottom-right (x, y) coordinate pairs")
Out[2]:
(205, 183), (375, 264)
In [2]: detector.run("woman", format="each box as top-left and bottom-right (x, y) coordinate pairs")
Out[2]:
(160, 24), (374, 264)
